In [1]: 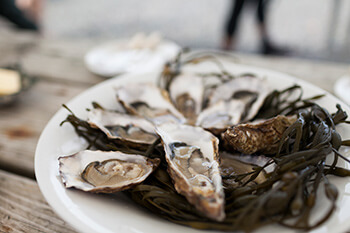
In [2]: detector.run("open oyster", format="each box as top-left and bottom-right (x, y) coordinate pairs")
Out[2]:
(115, 83), (186, 125)
(207, 75), (270, 121)
(168, 73), (204, 124)
(155, 123), (225, 221)
(87, 108), (158, 148)
(59, 150), (160, 193)
(196, 99), (245, 135)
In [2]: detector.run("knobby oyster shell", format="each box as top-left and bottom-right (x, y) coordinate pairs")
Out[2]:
(59, 150), (160, 193)
(222, 115), (297, 154)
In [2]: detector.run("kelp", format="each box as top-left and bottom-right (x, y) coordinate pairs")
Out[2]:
(60, 51), (350, 232)
(61, 94), (350, 232)
(158, 50), (239, 92)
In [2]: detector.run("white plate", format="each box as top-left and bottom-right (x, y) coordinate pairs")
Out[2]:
(35, 61), (350, 233)
(84, 39), (180, 77)
(334, 75), (350, 107)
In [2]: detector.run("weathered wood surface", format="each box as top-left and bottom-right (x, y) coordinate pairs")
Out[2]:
(0, 81), (87, 178)
(1, 28), (350, 232)
(0, 169), (76, 232)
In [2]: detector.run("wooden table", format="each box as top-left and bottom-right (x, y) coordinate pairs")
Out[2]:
(0, 28), (349, 232)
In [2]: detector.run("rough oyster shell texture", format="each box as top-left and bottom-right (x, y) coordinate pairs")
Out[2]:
(222, 115), (297, 154)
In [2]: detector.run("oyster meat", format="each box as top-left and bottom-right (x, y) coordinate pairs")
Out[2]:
(59, 150), (160, 193)
(207, 75), (270, 121)
(196, 99), (245, 135)
(222, 115), (297, 154)
(87, 108), (158, 148)
(168, 73), (204, 124)
(115, 83), (186, 125)
(156, 123), (225, 221)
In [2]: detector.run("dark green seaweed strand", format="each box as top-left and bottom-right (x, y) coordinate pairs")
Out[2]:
(60, 101), (350, 232)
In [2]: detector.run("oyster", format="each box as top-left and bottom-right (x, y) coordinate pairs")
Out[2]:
(196, 99), (245, 135)
(87, 108), (158, 148)
(155, 123), (225, 221)
(207, 75), (270, 121)
(115, 83), (186, 124)
(59, 150), (160, 193)
(168, 73), (204, 124)
(222, 115), (297, 154)
(220, 152), (268, 188)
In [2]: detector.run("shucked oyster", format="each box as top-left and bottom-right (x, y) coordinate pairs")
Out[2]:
(196, 99), (245, 135)
(59, 150), (160, 193)
(87, 108), (158, 148)
(156, 123), (225, 221)
(115, 83), (186, 125)
(168, 73), (204, 124)
(207, 75), (270, 121)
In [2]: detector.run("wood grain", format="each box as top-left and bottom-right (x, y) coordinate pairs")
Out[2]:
(0, 81), (86, 178)
(1, 28), (350, 232)
(0, 169), (76, 233)
(21, 51), (102, 85)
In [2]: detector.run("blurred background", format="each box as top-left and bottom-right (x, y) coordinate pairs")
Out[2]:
(1, 0), (350, 62)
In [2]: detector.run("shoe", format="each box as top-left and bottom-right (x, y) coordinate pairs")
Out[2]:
(261, 42), (289, 55)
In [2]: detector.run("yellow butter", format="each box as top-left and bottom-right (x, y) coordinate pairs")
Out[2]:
(0, 68), (21, 95)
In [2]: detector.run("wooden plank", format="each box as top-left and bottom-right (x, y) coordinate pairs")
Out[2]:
(20, 42), (350, 91)
(0, 80), (86, 178)
(21, 51), (103, 85)
(0, 169), (76, 232)
(0, 28), (38, 50)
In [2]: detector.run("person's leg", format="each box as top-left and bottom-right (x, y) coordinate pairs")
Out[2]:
(0, 0), (39, 30)
(222, 0), (245, 50)
(256, 0), (287, 55)
(256, 0), (267, 40)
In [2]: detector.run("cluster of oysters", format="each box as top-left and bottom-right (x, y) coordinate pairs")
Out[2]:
(58, 71), (296, 222)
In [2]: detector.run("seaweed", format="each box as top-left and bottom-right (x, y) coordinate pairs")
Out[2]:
(59, 51), (350, 232)
(61, 93), (350, 232)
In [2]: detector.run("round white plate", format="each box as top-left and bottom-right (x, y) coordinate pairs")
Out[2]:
(35, 61), (350, 233)
(334, 75), (350, 107)
(84, 39), (180, 77)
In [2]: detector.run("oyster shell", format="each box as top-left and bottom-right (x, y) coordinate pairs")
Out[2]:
(59, 150), (160, 193)
(168, 74), (204, 124)
(115, 83), (186, 125)
(207, 75), (270, 121)
(196, 99), (245, 135)
(155, 123), (225, 221)
(87, 108), (158, 148)
(222, 115), (297, 154)
(220, 152), (268, 188)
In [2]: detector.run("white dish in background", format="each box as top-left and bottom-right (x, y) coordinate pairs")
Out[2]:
(35, 61), (350, 233)
(334, 75), (350, 106)
(84, 33), (180, 77)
